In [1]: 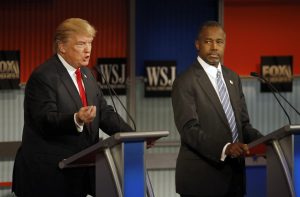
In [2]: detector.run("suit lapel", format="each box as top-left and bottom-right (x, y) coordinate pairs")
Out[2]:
(80, 68), (96, 133)
(222, 68), (237, 111)
(194, 63), (231, 130)
(81, 68), (94, 106)
(222, 68), (243, 141)
(55, 56), (83, 110)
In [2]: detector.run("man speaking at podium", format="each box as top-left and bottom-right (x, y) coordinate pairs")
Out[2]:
(172, 21), (263, 197)
(12, 18), (132, 197)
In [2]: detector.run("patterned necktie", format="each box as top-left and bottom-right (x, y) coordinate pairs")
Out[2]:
(216, 71), (238, 142)
(75, 68), (87, 107)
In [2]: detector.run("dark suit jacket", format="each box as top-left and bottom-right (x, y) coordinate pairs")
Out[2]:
(12, 55), (132, 197)
(172, 60), (262, 196)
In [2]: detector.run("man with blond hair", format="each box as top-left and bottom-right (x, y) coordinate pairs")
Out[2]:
(12, 18), (132, 197)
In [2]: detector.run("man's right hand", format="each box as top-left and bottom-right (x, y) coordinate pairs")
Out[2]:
(225, 142), (249, 158)
(75, 106), (96, 124)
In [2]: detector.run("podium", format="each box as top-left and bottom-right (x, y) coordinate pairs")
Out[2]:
(59, 131), (169, 197)
(248, 125), (300, 197)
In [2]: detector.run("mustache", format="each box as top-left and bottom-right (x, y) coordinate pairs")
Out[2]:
(208, 53), (220, 56)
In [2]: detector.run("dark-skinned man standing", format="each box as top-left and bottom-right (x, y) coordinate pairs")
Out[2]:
(172, 21), (263, 197)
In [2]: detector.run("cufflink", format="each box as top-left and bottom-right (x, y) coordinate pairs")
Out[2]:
(229, 80), (233, 85)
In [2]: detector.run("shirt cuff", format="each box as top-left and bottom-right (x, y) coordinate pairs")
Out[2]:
(74, 113), (84, 132)
(221, 143), (231, 161)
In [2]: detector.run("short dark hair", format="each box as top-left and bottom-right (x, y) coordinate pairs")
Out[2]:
(196, 21), (225, 40)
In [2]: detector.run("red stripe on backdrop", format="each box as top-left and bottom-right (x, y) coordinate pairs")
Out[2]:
(0, 182), (12, 187)
(0, 0), (128, 83)
(224, 1), (300, 76)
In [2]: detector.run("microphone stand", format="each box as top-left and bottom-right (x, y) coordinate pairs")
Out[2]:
(95, 66), (137, 131)
(95, 65), (155, 196)
(251, 72), (300, 116)
(250, 72), (292, 125)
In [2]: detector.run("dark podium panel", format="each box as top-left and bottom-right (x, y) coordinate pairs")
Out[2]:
(59, 131), (169, 197)
(248, 125), (300, 197)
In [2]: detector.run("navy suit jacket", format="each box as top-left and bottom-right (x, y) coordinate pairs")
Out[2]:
(12, 55), (132, 196)
(172, 60), (262, 196)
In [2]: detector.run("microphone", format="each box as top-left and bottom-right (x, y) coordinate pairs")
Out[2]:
(95, 66), (136, 131)
(95, 66), (156, 196)
(95, 66), (158, 197)
(250, 72), (300, 125)
(250, 72), (300, 116)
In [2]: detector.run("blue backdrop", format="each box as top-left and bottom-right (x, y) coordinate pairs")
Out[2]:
(135, 0), (219, 76)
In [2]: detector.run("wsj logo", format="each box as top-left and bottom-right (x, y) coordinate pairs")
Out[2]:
(0, 60), (20, 79)
(98, 64), (126, 85)
(144, 61), (176, 97)
(262, 64), (292, 83)
(146, 66), (176, 88)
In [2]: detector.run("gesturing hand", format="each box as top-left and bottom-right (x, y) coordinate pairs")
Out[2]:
(75, 106), (97, 124)
(225, 142), (249, 158)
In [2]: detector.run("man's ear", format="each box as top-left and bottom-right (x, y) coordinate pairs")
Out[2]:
(58, 41), (66, 54)
(195, 40), (200, 51)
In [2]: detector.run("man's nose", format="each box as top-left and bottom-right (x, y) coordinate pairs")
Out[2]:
(211, 41), (218, 50)
(84, 45), (91, 53)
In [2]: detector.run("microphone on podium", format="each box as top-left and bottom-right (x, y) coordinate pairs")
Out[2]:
(95, 66), (156, 197)
(95, 65), (137, 131)
(250, 72), (300, 115)
(250, 72), (300, 116)
(250, 72), (300, 125)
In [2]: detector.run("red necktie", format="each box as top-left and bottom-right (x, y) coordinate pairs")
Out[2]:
(75, 68), (87, 107)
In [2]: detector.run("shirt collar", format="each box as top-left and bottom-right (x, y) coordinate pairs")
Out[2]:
(57, 54), (77, 75)
(197, 56), (222, 78)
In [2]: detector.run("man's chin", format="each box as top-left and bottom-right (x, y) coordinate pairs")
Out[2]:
(81, 62), (89, 67)
(207, 61), (219, 66)
(207, 58), (220, 66)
